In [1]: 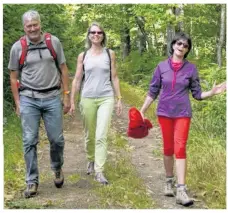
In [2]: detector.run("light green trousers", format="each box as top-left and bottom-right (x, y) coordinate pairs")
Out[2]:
(80, 97), (114, 172)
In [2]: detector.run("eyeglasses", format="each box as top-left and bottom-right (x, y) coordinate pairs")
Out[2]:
(89, 31), (104, 35)
(176, 41), (189, 49)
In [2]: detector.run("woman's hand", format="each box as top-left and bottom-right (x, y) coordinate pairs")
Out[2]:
(210, 81), (226, 96)
(140, 111), (145, 119)
(116, 99), (122, 116)
(68, 103), (76, 116)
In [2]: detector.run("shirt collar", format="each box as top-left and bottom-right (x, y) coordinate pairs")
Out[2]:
(168, 56), (188, 65)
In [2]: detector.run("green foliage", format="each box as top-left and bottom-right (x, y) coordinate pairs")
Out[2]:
(191, 65), (226, 142)
(118, 51), (165, 90)
(4, 115), (24, 203)
(3, 4), (226, 115)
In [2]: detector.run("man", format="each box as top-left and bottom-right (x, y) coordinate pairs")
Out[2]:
(8, 10), (70, 198)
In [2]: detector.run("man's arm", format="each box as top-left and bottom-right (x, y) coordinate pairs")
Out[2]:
(60, 63), (70, 114)
(10, 70), (20, 116)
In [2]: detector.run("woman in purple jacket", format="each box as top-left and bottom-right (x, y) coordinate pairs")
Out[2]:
(140, 32), (226, 206)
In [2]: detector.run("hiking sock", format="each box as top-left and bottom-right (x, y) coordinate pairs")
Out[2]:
(166, 176), (174, 180)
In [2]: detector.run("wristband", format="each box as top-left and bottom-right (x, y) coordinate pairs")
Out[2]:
(64, 90), (70, 95)
(117, 95), (122, 100)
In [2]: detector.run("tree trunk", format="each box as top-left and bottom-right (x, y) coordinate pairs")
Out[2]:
(136, 16), (147, 55)
(166, 8), (176, 56)
(167, 24), (175, 56)
(152, 24), (159, 55)
(190, 10), (194, 56)
(122, 26), (131, 59)
(175, 4), (184, 32)
(217, 4), (225, 67)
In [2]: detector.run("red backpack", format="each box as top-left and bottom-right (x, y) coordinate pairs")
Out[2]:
(18, 33), (61, 92)
(19, 32), (58, 71)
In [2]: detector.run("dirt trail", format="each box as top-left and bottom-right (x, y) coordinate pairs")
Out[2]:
(8, 101), (206, 209)
(112, 103), (207, 209)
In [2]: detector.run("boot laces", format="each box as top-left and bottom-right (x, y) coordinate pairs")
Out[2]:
(88, 162), (94, 169)
(56, 171), (61, 179)
(96, 172), (108, 183)
(166, 179), (173, 190)
(180, 188), (189, 199)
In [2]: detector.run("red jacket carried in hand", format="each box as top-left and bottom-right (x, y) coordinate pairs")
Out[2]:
(127, 107), (153, 139)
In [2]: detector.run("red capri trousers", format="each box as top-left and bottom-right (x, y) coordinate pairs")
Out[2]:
(158, 116), (191, 159)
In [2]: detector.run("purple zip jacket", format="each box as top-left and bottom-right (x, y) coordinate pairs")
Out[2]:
(148, 57), (202, 118)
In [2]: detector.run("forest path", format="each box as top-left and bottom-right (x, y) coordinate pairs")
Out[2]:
(7, 101), (206, 209)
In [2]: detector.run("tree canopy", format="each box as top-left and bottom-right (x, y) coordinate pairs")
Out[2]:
(3, 4), (226, 115)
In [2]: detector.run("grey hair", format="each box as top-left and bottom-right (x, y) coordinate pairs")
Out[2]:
(85, 22), (107, 49)
(22, 10), (41, 25)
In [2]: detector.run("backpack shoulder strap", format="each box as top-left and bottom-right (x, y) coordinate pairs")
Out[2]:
(44, 32), (57, 60)
(82, 50), (88, 72)
(105, 48), (111, 70)
(44, 32), (61, 77)
(105, 48), (112, 81)
(19, 35), (28, 70)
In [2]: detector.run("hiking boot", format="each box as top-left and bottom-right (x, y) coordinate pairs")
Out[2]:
(164, 177), (175, 197)
(176, 185), (194, 206)
(87, 162), (95, 175)
(95, 172), (108, 185)
(24, 183), (38, 198)
(54, 169), (64, 188)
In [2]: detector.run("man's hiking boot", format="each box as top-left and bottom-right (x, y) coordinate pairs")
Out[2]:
(176, 185), (194, 206)
(87, 162), (95, 175)
(95, 172), (108, 185)
(24, 183), (38, 198)
(54, 169), (64, 188)
(164, 177), (175, 197)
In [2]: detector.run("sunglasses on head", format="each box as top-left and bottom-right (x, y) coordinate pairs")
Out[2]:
(89, 31), (104, 35)
(176, 41), (189, 49)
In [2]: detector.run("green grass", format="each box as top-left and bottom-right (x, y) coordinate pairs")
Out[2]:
(67, 174), (81, 183)
(6, 199), (65, 209)
(4, 80), (225, 209)
(187, 131), (226, 208)
(152, 148), (163, 158)
(93, 132), (155, 209)
(120, 81), (157, 123)
(4, 115), (25, 205)
(120, 81), (226, 209)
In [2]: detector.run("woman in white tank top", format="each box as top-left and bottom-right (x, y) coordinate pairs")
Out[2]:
(69, 22), (122, 185)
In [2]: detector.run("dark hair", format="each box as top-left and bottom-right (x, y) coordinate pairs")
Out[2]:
(169, 32), (192, 58)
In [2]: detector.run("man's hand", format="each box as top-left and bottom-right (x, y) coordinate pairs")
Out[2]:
(15, 104), (20, 117)
(63, 95), (70, 114)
